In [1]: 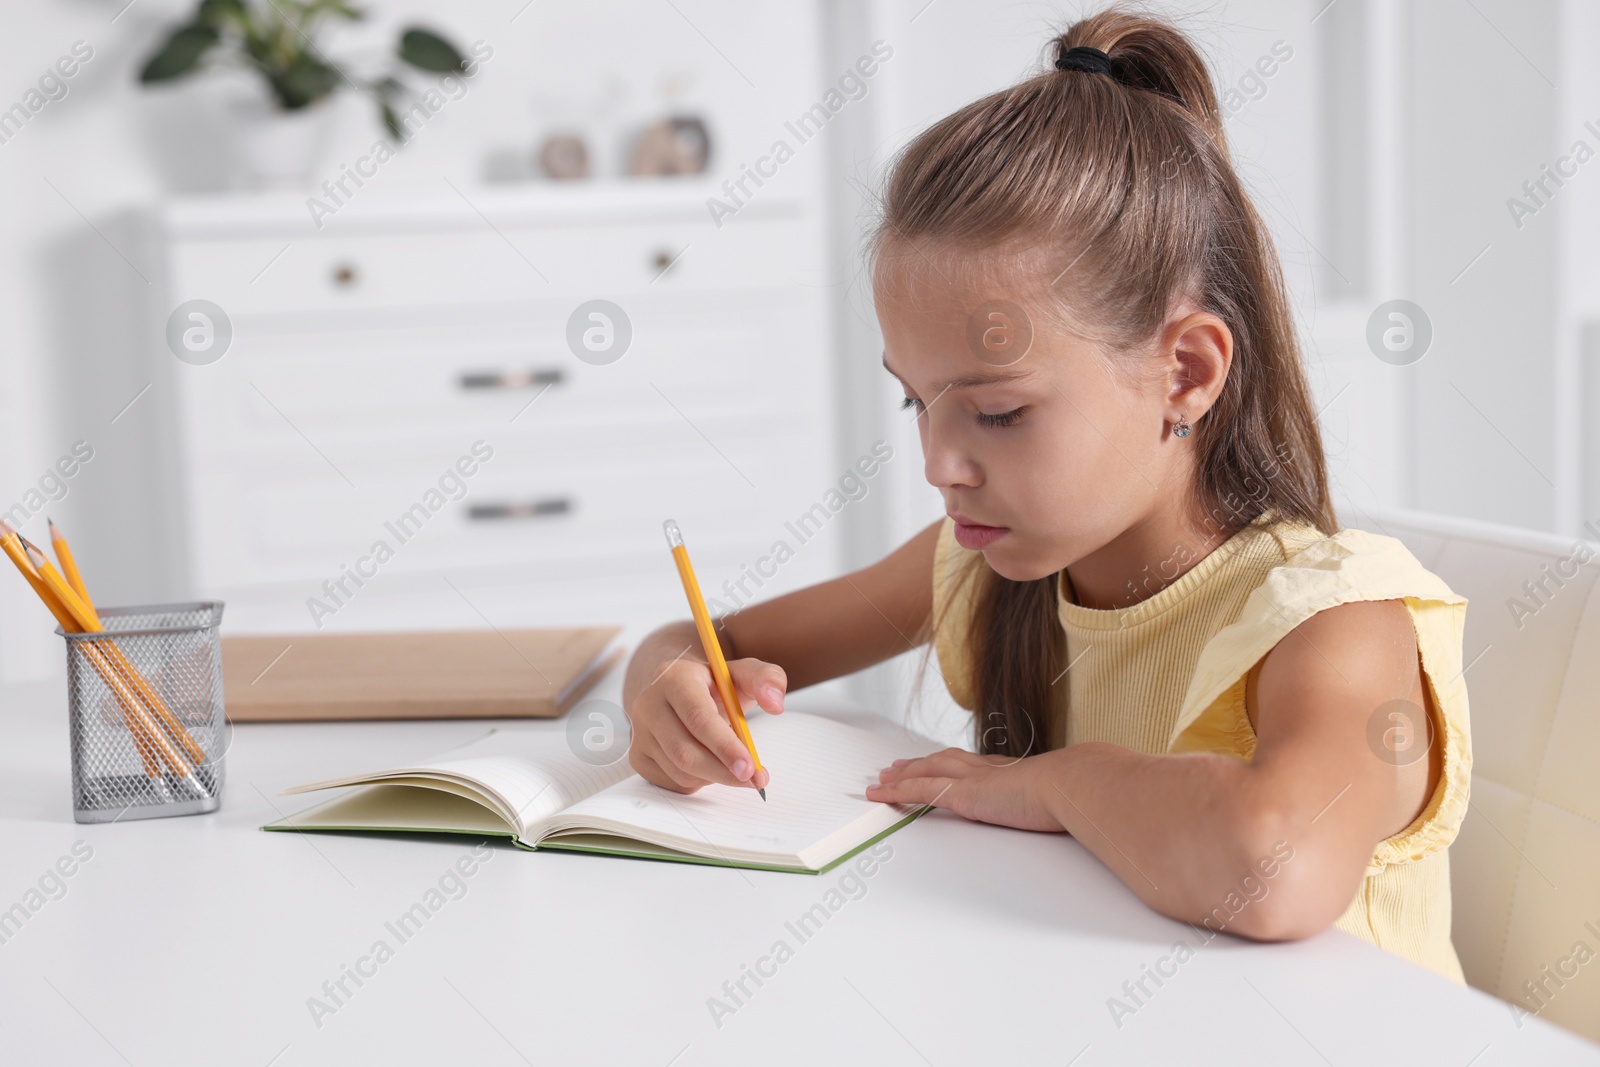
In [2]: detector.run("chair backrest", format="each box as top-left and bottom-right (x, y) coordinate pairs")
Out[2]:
(1344, 505), (1600, 1041)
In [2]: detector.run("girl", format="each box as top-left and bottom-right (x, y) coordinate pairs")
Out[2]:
(621, 7), (1470, 983)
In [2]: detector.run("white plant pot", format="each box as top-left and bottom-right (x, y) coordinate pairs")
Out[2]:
(231, 97), (334, 191)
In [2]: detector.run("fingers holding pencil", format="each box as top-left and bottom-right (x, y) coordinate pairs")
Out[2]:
(722, 657), (784, 789)
(663, 519), (770, 800)
(628, 655), (776, 794)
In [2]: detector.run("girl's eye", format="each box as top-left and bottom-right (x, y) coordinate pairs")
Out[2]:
(899, 395), (925, 414)
(976, 406), (1026, 428)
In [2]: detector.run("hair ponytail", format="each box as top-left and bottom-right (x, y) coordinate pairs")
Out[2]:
(881, 5), (1335, 757)
(1053, 11), (1227, 147)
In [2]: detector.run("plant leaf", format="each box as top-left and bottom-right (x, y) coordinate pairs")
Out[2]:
(270, 54), (341, 109)
(398, 28), (466, 73)
(380, 101), (403, 141)
(308, 0), (366, 20)
(197, 0), (246, 28)
(242, 27), (272, 66)
(138, 24), (221, 83)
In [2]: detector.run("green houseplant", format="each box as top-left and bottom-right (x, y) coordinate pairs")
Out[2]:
(138, 0), (469, 184)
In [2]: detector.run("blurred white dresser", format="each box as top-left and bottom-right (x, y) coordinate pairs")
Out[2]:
(141, 182), (838, 634)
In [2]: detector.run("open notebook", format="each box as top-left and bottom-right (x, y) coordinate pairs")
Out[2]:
(264, 712), (941, 874)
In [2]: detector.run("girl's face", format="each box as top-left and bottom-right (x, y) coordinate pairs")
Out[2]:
(876, 254), (1219, 584)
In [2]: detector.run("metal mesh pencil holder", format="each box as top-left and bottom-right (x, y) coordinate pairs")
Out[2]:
(58, 601), (227, 823)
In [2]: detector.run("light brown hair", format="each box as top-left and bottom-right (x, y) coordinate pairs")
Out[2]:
(874, 6), (1336, 757)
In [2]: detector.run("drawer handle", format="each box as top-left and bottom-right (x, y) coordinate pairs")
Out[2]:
(458, 368), (566, 391)
(332, 263), (359, 287)
(468, 497), (573, 521)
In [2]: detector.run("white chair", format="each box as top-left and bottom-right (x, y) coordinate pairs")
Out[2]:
(1344, 504), (1600, 1041)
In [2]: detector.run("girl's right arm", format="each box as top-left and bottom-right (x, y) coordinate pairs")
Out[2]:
(621, 519), (942, 793)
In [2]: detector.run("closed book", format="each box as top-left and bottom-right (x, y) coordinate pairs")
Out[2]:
(221, 626), (623, 721)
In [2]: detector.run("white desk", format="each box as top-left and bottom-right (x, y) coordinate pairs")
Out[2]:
(1, 667), (1595, 1067)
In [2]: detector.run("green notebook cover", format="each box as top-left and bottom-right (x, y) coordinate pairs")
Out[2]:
(262, 711), (942, 873)
(262, 802), (930, 874)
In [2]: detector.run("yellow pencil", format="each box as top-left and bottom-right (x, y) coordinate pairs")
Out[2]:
(20, 539), (206, 771)
(47, 518), (94, 614)
(0, 528), (164, 777)
(35, 524), (206, 767)
(663, 519), (766, 800)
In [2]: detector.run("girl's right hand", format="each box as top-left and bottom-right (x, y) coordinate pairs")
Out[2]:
(627, 655), (786, 794)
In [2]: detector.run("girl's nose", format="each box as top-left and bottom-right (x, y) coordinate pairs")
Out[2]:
(922, 427), (980, 490)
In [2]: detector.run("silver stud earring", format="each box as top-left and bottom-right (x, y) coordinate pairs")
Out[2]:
(1173, 414), (1192, 438)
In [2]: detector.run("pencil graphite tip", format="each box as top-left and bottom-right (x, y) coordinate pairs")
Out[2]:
(758, 787), (767, 802)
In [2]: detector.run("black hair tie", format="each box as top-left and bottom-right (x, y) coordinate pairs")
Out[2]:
(1056, 45), (1113, 75)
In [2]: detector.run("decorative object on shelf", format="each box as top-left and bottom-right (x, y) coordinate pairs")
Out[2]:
(136, 0), (469, 187)
(626, 115), (712, 177)
(537, 132), (591, 181)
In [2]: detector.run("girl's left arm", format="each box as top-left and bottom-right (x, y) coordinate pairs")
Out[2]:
(867, 598), (1439, 939)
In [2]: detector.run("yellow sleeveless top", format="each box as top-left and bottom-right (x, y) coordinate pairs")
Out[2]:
(930, 512), (1472, 983)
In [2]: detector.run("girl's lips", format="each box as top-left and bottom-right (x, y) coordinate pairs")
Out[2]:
(953, 522), (1008, 550)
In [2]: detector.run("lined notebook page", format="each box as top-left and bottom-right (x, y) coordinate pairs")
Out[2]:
(422, 732), (633, 834)
(552, 713), (940, 862)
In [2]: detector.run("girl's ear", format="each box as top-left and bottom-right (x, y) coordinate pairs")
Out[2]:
(1162, 311), (1234, 422)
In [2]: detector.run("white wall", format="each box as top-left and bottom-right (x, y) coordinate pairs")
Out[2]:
(1561, 0), (1600, 531)
(1408, 0), (1562, 530)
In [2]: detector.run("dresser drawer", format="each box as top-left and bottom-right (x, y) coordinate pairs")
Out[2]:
(185, 429), (828, 592)
(167, 213), (816, 316)
(171, 290), (829, 460)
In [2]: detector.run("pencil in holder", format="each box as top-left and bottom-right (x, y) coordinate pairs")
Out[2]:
(58, 601), (227, 823)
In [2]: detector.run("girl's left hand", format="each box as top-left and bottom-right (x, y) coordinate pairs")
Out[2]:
(866, 748), (1067, 833)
